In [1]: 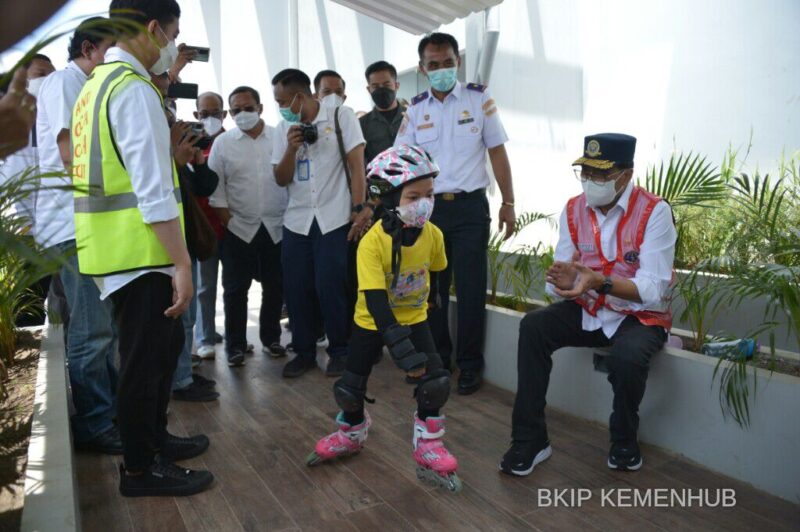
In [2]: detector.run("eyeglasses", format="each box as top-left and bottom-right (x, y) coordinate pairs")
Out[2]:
(197, 110), (224, 119)
(573, 168), (625, 185)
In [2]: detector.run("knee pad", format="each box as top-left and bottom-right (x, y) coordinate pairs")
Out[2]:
(333, 371), (369, 413)
(415, 369), (451, 410)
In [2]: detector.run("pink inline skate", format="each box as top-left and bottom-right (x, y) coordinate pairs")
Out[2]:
(413, 414), (462, 492)
(306, 411), (371, 466)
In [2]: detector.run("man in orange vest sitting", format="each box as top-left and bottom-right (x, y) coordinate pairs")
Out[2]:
(501, 133), (676, 476)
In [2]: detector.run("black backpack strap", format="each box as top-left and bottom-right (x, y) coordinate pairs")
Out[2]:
(334, 106), (351, 190)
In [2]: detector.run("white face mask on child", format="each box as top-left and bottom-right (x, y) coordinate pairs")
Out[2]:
(395, 197), (434, 228)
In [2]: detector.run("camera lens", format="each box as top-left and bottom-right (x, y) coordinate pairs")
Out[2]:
(302, 124), (318, 144)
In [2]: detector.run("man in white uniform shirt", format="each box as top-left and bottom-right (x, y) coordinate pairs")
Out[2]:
(272, 68), (371, 379)
(209, 86), (288, 368)
(395, 32), (517, 395)
(501, 134), (676, 477)
(35, 17), (121, 454)
(72, 0), (212, 497)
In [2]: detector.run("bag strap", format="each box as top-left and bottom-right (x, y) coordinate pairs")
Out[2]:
(334, 106), (352, 191)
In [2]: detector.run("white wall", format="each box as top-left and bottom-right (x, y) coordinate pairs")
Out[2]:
(3, 0), (798, 247)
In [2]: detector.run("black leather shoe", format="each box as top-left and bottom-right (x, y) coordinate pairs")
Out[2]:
(159, 432), (210, 462)
(283, 354), (317, 378)
(325, 356), (347, 377)
(74, 425), (123, 455)
(457, 369), (482, 395)
(119, 462), (213, 497)
(608, 441), (643, 471)
(172, 381), (219, 402)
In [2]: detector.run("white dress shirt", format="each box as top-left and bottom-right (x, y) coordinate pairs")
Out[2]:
(208, 123), (287, 244)
(547, 182), (677, 337)
(271, 104), (365, 236)
(0, 133), (37, 232)
(394, 81), (508, 194)
(34, 61), (87, 248)
(94, 47), (180, 300)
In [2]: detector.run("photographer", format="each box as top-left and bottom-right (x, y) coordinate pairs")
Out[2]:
(272, 68), (369, 378)
(208, 86), (288, 368)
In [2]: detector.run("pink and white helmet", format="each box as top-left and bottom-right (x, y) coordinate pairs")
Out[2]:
(367, 144), (439, 198)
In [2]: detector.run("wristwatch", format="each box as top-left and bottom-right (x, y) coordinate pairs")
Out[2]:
(351, 203), (365, 214)
(597, 276), (614, 295)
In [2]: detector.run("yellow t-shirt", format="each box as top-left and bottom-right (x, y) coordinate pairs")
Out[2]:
(354, 222), (448, 331)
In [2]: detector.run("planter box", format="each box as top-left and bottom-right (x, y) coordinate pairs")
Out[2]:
(21, 325), (78, 532)
(450, 299), (800, 504)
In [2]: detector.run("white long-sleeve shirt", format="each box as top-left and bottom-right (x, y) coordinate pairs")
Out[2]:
(94, 47), (180, 299)
(547, 182), (677, 337)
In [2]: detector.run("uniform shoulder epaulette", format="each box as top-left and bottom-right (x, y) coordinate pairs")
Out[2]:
(466, 82), (487, 93)
(411, 91), (429, 105)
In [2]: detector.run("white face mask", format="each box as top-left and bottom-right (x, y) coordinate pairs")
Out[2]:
(582, 178), (621, 207)
(233, 111), (260, 131)
(321, 93), (344, 109)
(150, 26), (179, 75)
(396, 197), (435, 228)
(26, 76), (45, 98)
(200, 116), (223, 136)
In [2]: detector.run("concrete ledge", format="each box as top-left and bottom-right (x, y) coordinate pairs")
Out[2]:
(21, 325), (78, 532)
(458, 300), (800, 504)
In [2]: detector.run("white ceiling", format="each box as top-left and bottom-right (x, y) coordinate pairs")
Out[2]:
(330, 0), (503, 35)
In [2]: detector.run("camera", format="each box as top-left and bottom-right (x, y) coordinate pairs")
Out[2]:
(299, 123), (318, 144)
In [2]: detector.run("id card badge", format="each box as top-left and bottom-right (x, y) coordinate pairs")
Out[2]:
(297, 159), (310, 182)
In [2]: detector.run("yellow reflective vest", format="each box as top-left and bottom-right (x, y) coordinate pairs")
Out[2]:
(71, 61), (183, 276)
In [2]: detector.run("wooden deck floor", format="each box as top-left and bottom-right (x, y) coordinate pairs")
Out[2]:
(75, 296), (799, 531)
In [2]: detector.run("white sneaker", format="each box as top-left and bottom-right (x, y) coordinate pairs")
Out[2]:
(197, 345), (216, 359)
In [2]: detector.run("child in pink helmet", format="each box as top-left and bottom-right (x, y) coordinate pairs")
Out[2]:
(306, 145), (461, 492)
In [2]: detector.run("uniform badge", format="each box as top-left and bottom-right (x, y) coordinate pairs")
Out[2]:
(324, 127), (333, 135)
(624, 251), (639, 264)
(470, 126), (479, 133)
(424, 114), (430, 121)
(461, 110), (470, 118)
(417, 123), (434, 130)
(586, 140), (602, 157)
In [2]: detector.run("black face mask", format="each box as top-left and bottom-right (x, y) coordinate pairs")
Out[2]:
(371, 87), (396, 110)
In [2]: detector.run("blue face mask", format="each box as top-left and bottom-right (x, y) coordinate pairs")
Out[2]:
(427, 67), (458, 92)
(280, 93), (302, 123)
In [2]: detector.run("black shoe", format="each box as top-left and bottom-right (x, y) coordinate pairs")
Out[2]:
(192, 373), (216, 388)
(159, 432), (210, 462)
(263, 342), (287, 358)
(74, 425), (123, 455)
(283, 354), (317, 378)
(213, 332), (223, 344)
(457, 369), (482, 395)
(608, 442), (643, 471)
(173, 381), (219, 402)
(119, 462), (213, 497)
(325, 356), (347, 377)
(227, 350), (245, 367)
(245, 343), (255, 353)
(500, 441), (552, 476)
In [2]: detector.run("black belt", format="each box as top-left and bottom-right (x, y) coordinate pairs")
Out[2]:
(434, 188), (486, 201)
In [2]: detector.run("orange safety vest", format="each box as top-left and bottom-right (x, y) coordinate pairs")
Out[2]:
(566, 186), (674, 329)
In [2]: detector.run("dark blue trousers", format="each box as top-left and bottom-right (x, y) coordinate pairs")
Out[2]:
(282, 220), (349, 359)
(427, 191), (491, 371)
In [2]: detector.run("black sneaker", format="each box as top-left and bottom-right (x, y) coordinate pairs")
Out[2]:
(160, 432), (210, 462)
(283, 354), (317, 378)
(172, 381), (219, 402)
(74, 425), (123, 455)
(119, 462), (213, 497)
(192, 373), (216, 388)
(500, 441), (552, 476)
(213, 331), (223, 344)
(325, 356), (347, 377)
(263, 342), (287, 358)
(608, 442), (642, 471)
(227, 350), (245, 367)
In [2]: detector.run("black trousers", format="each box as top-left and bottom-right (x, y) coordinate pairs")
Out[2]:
(345, 322), (446, 421)
(427, 191), (491, 371)
(220, 225), (283, 354)
(110, 272), (184, 471)
(512, 300), (667, 447)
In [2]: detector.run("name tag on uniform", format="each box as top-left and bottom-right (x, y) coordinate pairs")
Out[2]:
(417, 123), (434, 130)
(458, 117), (474, 125)
(297, 159), (310, 181)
